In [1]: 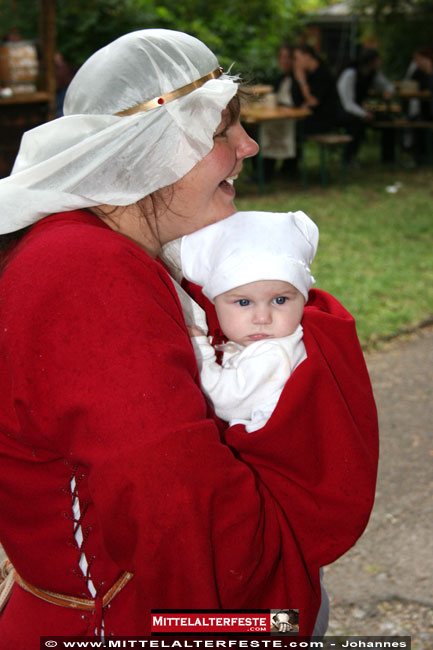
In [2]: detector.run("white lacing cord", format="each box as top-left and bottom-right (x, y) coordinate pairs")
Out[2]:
(70, 475), (97, 598)
(70, 475), (105, 638)
(70, 476), (108, 641)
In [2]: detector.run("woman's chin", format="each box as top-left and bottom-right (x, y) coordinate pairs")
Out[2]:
(214, 203), (236, 222)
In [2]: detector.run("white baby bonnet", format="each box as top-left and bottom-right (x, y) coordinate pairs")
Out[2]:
(0, 29), (238, 234)
(180, 210), (319, 302)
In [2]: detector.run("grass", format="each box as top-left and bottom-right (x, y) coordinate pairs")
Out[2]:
(234, 131), (433, 348)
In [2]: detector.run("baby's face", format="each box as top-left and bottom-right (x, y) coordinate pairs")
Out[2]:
(214, 280), (305, 347)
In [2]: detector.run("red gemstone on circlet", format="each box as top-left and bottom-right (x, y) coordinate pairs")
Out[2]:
(157, 97), (164, 105)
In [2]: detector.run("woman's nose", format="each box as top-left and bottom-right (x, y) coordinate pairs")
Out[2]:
(235, 122), (259, 160)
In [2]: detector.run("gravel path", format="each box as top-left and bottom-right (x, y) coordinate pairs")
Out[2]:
(323, 325), (433, 649)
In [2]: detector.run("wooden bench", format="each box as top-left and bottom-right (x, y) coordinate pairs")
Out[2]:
(306, 133), (353, 188)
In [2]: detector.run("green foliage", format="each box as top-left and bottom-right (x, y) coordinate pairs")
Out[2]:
(53, 0), (305, 80)
(0, 0), (39, 41)
(1, 0), (333, 81)
(55, 0), (159, 67)
(354, 0), (433, 77)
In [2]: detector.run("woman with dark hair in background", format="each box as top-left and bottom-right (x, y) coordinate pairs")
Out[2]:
(292, 44), (342, 135)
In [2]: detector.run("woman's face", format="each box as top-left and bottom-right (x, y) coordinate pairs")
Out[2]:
(156, 105), (258, 244)
(98, 101), (258, 256)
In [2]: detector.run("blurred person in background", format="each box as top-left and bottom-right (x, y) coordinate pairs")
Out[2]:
(260, 43), (299, 180)
(337, 48), (395, 165)
(403, 47), (433, 163)
(292, 44), (341, 135)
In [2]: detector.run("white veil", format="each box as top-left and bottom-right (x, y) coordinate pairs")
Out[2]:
(0, 29), (238, 234)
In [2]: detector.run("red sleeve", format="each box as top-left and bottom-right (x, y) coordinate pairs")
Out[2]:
(2, 220), (377, 636)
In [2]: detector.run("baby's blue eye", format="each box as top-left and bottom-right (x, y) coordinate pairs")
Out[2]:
(274, 296), (287, 305)
(236, 299), (250, 307)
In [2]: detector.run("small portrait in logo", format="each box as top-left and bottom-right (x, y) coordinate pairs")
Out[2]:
(270, 609), (299, 635)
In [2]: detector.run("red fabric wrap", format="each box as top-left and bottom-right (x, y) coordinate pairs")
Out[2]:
(0, 211), (378, 647)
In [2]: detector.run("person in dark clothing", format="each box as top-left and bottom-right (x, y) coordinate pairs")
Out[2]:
(337, 48), (394, 164)
(403, 48), (433, 164)
(407, 48), (433, 120)
(292, 44), (341, 134)
(413, 48), (433, 116)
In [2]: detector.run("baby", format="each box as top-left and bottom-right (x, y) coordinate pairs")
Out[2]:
(180, 210), (319, 432)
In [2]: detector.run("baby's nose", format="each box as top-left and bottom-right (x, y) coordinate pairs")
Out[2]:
(253, 306), (272, 324)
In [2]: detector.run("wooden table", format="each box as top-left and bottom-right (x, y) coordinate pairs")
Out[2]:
(396, 89), (431, 101)
(364, 101), (402, 115)
(241, 104), (311, 124)
(240, 84), (273, 99)
(0, 91), (52, 106)
(241, 105), (311, 192)
(364, 90), (431, 119)
(367, 87), (432, 151)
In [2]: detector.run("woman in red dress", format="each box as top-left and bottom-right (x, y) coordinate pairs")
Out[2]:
(0, 29), (378, 648)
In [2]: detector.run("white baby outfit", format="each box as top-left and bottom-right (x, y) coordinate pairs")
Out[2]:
(180, 210), (319, 433)
(192, 327), (306, 432)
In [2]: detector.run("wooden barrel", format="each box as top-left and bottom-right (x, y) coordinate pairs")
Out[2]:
(0, 41), (39, 94)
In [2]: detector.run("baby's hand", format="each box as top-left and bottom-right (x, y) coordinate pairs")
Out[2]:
(187, 325), (205, 338)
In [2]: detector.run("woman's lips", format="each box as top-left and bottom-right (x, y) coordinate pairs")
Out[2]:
(218, 178), (236, 197)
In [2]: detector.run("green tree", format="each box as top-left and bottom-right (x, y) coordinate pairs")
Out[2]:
(0, 0), (39, 41)
(53, 0), (306, 80)
(355, 0), (433, 76)
(1, 0), (337, 80)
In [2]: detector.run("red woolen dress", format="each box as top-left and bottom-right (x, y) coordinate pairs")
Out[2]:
(0, 210), (378, 648)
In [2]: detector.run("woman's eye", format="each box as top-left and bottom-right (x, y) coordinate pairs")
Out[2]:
(236, 299), (250, 307)
(214, 125), (229, 138)
(274, 297), (287, 305)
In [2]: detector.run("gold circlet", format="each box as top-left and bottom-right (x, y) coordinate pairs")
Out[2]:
(116, 67), (223, 116)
